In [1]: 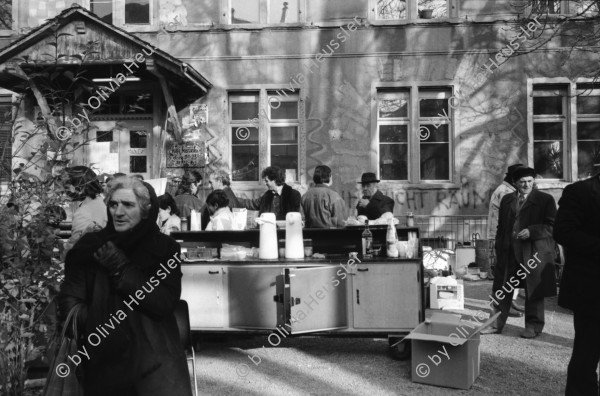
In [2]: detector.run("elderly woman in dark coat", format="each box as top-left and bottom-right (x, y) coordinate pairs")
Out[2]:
(58, 176), (192, 396)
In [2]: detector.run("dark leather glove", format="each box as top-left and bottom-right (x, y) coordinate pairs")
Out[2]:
(93, 241), (130, 280)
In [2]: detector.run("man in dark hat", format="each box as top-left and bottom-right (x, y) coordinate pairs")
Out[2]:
(356, 172), (394, 220)
(482, 167), (558, 338)
(554, 169), (600, 395)
(487, 163), (526, 315)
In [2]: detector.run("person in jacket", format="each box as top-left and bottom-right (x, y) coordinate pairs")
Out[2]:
(157, 193), (181, 236)
(301, 165), (346, 228)
(205, 189), (235, 230)
(62, 166), (108, 259)
(242, 166), (301, 220)
(356, 172), (394, 220)
(58, 176), (192, 396)
(482, 167), (557, 338)
(487, 163), (526, 315)
(554, 171), (600, 396)
(202, 170), (240, 230)
(174, 172), (203, 219)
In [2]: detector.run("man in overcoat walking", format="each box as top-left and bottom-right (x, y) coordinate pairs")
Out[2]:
(554, 170), (600, 396)
(482, 167), (557, 338)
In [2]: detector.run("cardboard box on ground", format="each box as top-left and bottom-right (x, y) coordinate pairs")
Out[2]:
(405, 311), (500, 390)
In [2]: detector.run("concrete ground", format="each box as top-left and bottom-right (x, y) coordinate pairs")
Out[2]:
(191, 280), (574, 395)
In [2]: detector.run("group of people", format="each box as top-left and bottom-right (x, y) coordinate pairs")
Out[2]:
(484, 163), (600, 395)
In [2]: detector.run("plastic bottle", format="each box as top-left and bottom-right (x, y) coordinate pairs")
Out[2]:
(386, 218), (399, 258)
(362, 220), (373, 259)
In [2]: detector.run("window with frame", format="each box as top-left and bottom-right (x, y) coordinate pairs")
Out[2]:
(0, 0), (11, 30)
(377, 87), (452, 182)
(229, 91), (300, 182)
(227, 0), (301, 24)
(576, 85), (600, 178)
(532, 85), (567, 179)
(88, 0), (151, 25)
(0, 96), (13, 183)
(373, 0), (448, 20)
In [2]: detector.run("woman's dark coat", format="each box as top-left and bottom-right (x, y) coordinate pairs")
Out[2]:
(58, 182), (192, 396)
(493, 189), (557, 300)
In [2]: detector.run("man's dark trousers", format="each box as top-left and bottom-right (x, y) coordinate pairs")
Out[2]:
(566, 310), (600, 396)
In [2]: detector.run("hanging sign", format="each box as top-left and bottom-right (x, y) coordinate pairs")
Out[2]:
(166, 140), (206, 168)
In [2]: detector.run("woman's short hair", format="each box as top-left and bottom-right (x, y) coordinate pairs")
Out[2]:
(106, 176), (152, 219)
(211, 170), (231, 187)
(206, 189), (229, 209)
(176, 171), (200, 195)
(67, 166), (103, 200)
(157, 193), (179, 216)
(261, 166), (285, 186)
(313, 165), (332, 184)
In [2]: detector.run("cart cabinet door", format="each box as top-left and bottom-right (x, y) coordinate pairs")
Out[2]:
(353, 263), (421, 330)
(278, 266), (348, 334)
(228, 266), (283, 329)
(181, 265), (226, 329)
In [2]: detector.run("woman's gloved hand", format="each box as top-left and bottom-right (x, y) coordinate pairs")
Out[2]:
(93, 241), (130, 279)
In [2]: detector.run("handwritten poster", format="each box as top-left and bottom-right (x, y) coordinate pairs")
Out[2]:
(166, 141), (206, 168)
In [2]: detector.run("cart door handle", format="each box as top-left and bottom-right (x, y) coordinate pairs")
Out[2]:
(273, 294), (283, 303)
(357, 268), (369, 272)
(208, 270), (219, 274)
(291, 297), (301, 306)
(356, 289), (360, 305)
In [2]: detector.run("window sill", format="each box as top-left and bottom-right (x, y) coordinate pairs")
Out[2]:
(379, 182), (460, 190)
(534, 180), (571, 189)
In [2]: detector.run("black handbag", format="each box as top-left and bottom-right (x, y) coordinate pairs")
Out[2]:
(43, 304), (84, 396)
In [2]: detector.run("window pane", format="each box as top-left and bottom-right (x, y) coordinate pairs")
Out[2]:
(532, 0), (561, 14)
(577, 122), (600, 140)
(232, 127), (258, 144)
(420, 98), (448, 118)
(420, 143), (449, 180)
(271, 145), (298, 179)
(125, 0), (149, 24)
(130, 156), (147, 173)
(380, 125), (407, 143)
(380, 143), (407, 180)
(232, 146), (259, 181)
(232, 102), (259, 121)
(270, 101), (298, 119)
(269, 0), (299, 23)
(91, 0), (113, 24)
(271, 126), (297, 144)
(97, 131), (113, 142)
(124, 94), (152, 114)
(533, 122), (562, 140)
(232, 0), (260, 23)
(418, 0), (447, 18)
(130, 130), (147, 148)
(534, 96), (562, 115)
(0, 0), (12, 29)
(578, 1), (599, 15)
(577, 140), (600, 179)
(377, 0), (407, 20)
(534, 141), (563, 179)
(379, 98), (408, 118)
(182, 0), (221, 24)
(419, 124), (448, 142)
(307, 0), (366, 22)
(577, 95), (600, 115)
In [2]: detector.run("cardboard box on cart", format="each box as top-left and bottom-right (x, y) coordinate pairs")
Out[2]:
(404, 311), (500, 390)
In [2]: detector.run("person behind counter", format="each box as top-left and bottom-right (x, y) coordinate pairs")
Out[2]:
(301, 165), (346, 228)
(202, 170), (240, 230)
(157, 193), (181, 235)
(58, 176), (193, 396)
(356, 172), (394, 220)
(205, 189), (235, 230)
(242, 165), (301, 220)
(174, 172), (203, 219)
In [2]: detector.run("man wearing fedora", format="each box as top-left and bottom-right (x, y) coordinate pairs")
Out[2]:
(356, 172), (394, 220)
(482, 166), (557, 338)
(554, 167), (600, 395)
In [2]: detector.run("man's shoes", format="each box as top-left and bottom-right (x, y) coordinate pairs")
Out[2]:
(480, 326), (501, 335)
(508, 307), (523, 317)
(520, 328), (541, 339)
(511, 300), (525, 312)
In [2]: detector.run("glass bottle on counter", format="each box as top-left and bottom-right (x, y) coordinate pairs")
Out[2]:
(406, 212), (415, 227)
(362, 220), (373, 259)
(386, 218), (399, 258)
